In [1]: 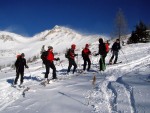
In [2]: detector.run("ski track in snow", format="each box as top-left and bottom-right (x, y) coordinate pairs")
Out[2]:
(88, 53), (150, 113)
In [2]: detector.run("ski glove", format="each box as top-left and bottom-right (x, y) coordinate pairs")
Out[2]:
(26, 65), (29, 68)
(74, 54), (78, 56)
(95, 53), (99, 56)
(55, 58), (60, 61)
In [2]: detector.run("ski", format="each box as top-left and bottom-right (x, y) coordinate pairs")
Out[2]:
(40, 80), (49, 86)
(11, 84), (25, 90)
(22, 87), (30, 97)
(11, 84), (30, 97)
(107, 61), (122, 65)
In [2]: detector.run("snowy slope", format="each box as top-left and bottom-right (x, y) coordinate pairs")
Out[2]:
(0, 37), (150, 113)
(0, 26), (150, 113)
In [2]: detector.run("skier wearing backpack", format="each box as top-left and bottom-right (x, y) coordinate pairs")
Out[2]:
(41, 50), (48, 65)
(67, 44), (78, 74)
(82, 44), (91, 71)
(95, 38), (107, 71)
(45, 46), (60, 80)
(109, 39), (121, 64)
(14, 53), (29, 85)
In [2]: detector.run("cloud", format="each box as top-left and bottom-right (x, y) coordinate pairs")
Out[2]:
(2, 25), (30, 37)
(59, 24), (111, 39)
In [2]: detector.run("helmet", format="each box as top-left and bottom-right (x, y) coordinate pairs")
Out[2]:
(71, 44), (76, 49)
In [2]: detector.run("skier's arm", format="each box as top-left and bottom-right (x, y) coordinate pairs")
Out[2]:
(111, 43), (115, 51)
(118, 43), (121, 50)
(24, 59), (29, 68)
(82, 50), (84, 58)
(88, 49), (91, 55)
(95, 45), (100, 56)
(15, 59), (19, 67)
(54, 57), (60, 61)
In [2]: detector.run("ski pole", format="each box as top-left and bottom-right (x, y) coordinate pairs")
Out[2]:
(76, 54), (81, 73)
(59, 60), (64, 69)
(27, 68), (32, 80)
(120, 49), (129, 63)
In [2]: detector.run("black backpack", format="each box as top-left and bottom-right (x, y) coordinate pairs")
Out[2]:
(65, 49), (70, 58)
(41, 51), (48, 63)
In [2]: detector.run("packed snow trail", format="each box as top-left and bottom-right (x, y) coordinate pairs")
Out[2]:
(87, 48), (150, 113)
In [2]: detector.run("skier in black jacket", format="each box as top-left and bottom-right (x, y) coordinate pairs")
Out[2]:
(109, 39), (121, 64)
(95, 38), (107, 71)
(14, 53), (29, 85)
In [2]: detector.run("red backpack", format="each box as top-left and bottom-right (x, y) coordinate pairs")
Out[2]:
(105, 43), (109, 53)
(16, 54), (21, 59)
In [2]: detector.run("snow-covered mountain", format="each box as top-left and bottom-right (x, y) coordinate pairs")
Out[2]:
(0, 25), (109, 67)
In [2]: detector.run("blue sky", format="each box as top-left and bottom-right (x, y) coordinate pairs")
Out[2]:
(0, 0), (149, 36)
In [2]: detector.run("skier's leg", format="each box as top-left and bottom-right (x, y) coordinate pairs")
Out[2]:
(87, 58), (91, 71)
(67, 59), (72, 73)
(49, 62), (57, 79)
(103, 55), (106, 65)
(14, 72), (19, 84)
(72, 60), (77, 74)
(99, 58), (102, 71)
(45, 63), (50, 79)
(20, 72), (24, 84)
(114, 51), (118, 64)
(83, 59), (87, 71)
(109, 52), (115, 64)
(101, 55), (106, 71)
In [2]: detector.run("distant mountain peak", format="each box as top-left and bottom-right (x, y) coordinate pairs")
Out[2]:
(0, 34), (14, 42)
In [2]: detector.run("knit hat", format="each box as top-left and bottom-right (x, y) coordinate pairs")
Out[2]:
(99, 38), (103, 44)
(85, 44), (89, 48)
(71, 44), (76, 50)
(21, 53), (25, 57)
(48, 46), (53, 50)
(116, 39), (120, 41)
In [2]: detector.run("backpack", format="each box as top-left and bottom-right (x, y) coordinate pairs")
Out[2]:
(16, 54), (21, 59)
(105, 43), (109, 53)
(65, 49), (70, 58)
(41, 51), (48, 63)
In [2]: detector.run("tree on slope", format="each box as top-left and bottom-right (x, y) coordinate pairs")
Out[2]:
(113, 8), (128, 41)
(128, 21), (150, 43)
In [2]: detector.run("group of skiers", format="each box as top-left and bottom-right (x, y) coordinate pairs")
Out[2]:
(14, 38), (121, 85)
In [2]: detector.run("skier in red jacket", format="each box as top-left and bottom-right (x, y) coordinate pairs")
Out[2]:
(45, 46), (59, 80)
(82, 44), (91, 71)
(67, 44), (78, 74)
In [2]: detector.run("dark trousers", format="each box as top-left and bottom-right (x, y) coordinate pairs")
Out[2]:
(45, 61), (56, 79)
(14, 71), (24, 84)
(109, 51), (118, 64)
(99, 55), (106, 71)
(67, 59), (77, 74)
(83, 58), (91, 71)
